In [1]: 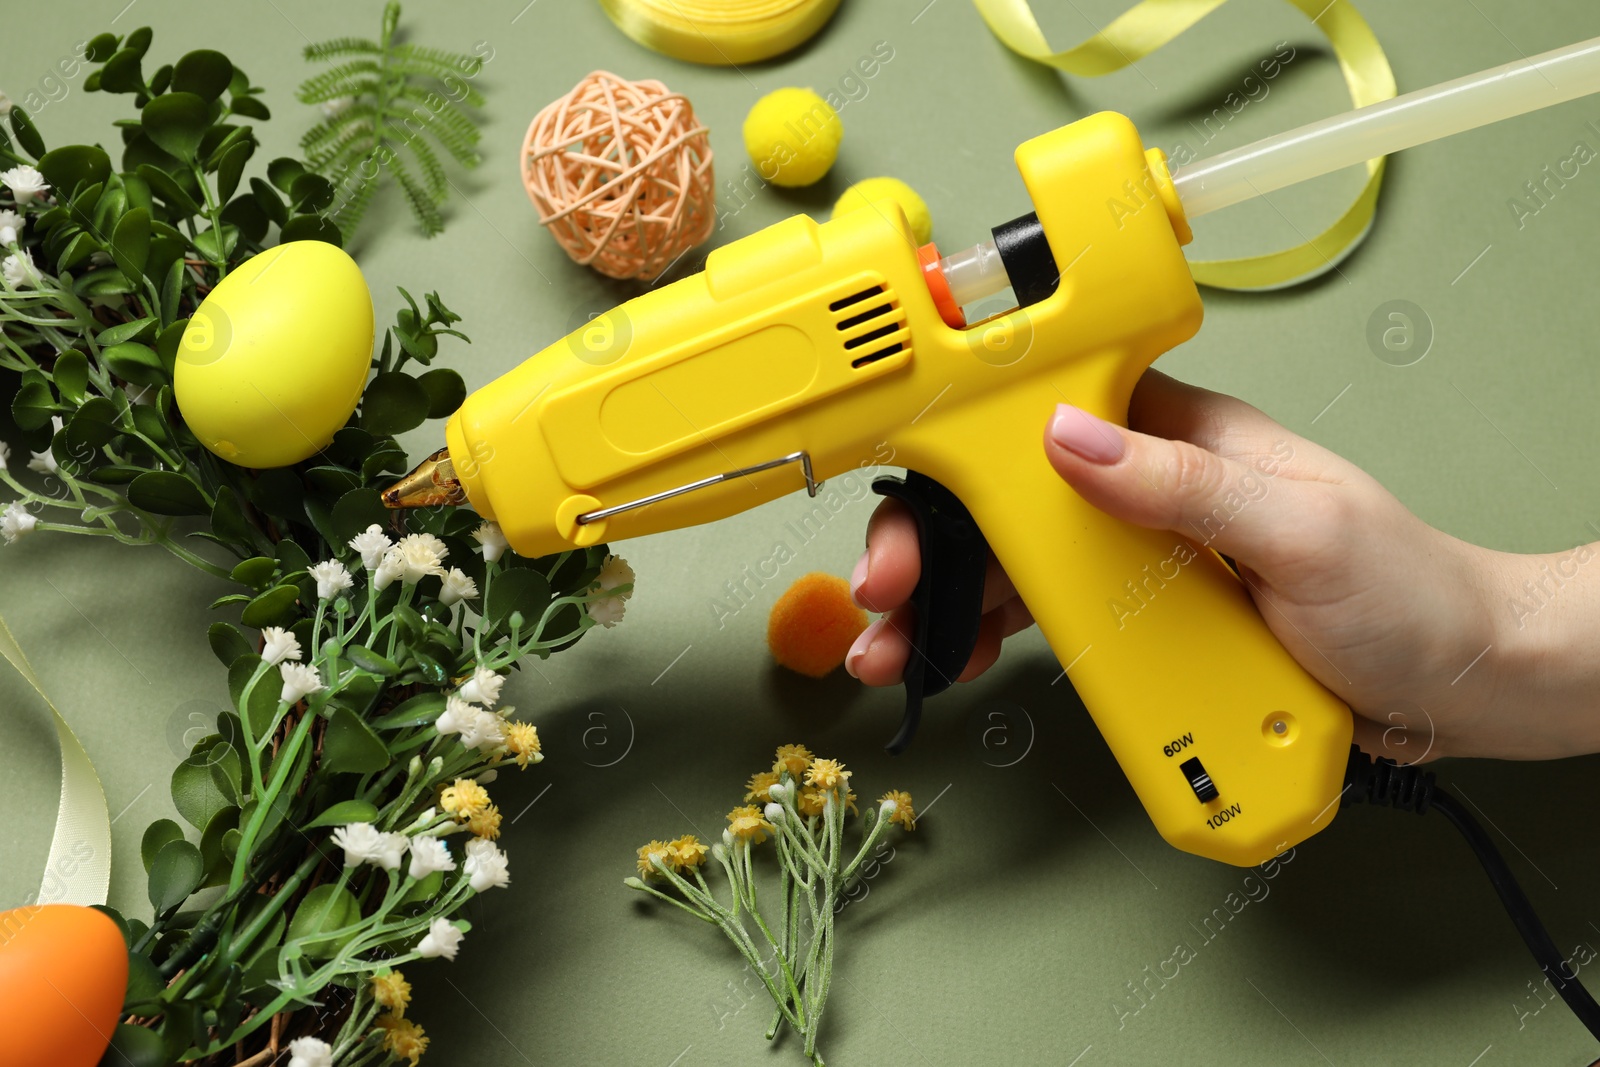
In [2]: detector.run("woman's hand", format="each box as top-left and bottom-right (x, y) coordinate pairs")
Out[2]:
(847, 369), (1600, 762)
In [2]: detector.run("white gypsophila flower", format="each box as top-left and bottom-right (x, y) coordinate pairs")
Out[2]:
(472, 521), (508, 562)
(458, 665), (503, 707)
(458, 707), (505, 752)
(287, 1036), (333, 1067)
(415, 916), (464, 960)
(1, 502), (37, 545)
(597, 554), (635, 596)
(407, 835), (456, 880)
(331, 822), (386, 868)
(308, 559), (353, 600)
(279, 661), (324, 704)
(27, 447), (56, 475)
(402, 531), (448, 560)
(438, 566), (478, 607)
(372, 831), (408, 871)
(372, 551), (404, 592)
(0, 440), (9, 470)
(260, 626), (302, 665)
(388, 537), (445, 585)
(348, 524), (392, 572)
(3, 250), (41, 290)
(321, 95), (354, 119)
(464, 837), (510, 892)
(587, 595), (626, 628)
(1, 165), (48, 205)
(434, 693), (474, 737)
(0, 209), (22, 246)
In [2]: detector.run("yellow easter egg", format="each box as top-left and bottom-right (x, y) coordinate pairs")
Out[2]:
(832, 177), (932, 244)
(175, 241), (374, 468)
(743, 87), (842, 187)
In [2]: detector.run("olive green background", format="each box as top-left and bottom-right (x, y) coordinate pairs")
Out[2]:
(5, 0), (1600, 1063)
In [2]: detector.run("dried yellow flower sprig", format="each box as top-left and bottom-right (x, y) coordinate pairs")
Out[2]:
(625, 743), (916, 1066)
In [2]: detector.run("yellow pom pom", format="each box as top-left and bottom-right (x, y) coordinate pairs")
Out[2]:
(832, 176), (932, 244)
(743, 87), (841, 188)
(767, 572), (869, 678)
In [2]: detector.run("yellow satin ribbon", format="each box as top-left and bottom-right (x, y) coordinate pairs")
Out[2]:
(0, 614), (110, 907)
(597, 0), (843, 67)
(972, 0), (1395, 290)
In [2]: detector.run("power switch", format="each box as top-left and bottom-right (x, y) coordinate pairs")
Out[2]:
(1179, 757), (1219, 803)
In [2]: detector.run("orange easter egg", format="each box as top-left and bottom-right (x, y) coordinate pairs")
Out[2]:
(768, 572), (870, 678)
(0, 905), (127, 1067)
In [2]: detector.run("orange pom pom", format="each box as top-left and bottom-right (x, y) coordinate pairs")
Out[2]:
(767, 572), (869, 678)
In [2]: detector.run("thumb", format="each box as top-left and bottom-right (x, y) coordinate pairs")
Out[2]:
(1042, 402), (1306, 566)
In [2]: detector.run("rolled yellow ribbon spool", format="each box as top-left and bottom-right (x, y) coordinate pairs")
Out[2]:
(598, 0), (843, 66)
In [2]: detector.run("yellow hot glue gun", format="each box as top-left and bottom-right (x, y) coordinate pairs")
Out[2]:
(386, 39), (1600, 868)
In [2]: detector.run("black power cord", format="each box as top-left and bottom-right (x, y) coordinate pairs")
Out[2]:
(1343, 745), (1600, 1042)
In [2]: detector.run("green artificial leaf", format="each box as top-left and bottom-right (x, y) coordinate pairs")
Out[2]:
(267, 156), (305, 193)
(199, 804), (241, 886)
(146, 838), (203, 912)
(140, 819), (184, 874)
(141, 91), (209, 162)
(322, 705), (390, 774)
(171, 755), (230, 831)
(97, 316), (157, 347)
(57, 231), (100, 271)
(37, 145), (111, 199)
(289, 172), (334, 213)
(231, 95), (271, 120)
(207, 621), (252, 667)
(215, 139), (254, 201)
(160, 258), (186, 323)
(302, 799), (379, 831)
(8, 107), (45, 159)
(211, 484), (257, 552)
(148, 63), (173, 97)
(172, 49), (233, 101)
(344, 645), (398, 676)
(123, 951), (164, 1007)
(361, 372), (429, 436)
(305, 465), (359, 497)
(136, 163), (202, 217)
(240, 584), (301, 629)
(110, 207), (151, 281)
(416, 367), (466, 418)
(128, 470), (209, 515)
(11, 379), (55, 430)
(279, 213), (343, 246)
(102, 1023), (167, 1067)
(68, 179), (104, 226)
(331, 487), (387, 544)
(286, 883), (362, 959)
(52, 351), (89, 402)
(250, 176), (288, 226)
(227, 653), (263, 708)
(85, 33), (119, 63)
(124, 26), (153, 58)
(130, 403), (169, 447)
(91, 183), (126, 237)
(230, 556), (277, 589)
(369, 690), (445, 729)
(66, 397), (120, 451)
(221, 193), (268, 244)
(121, 170), (153, 216)
(275, 537), (312, 576)
(86, 464), (146, 485)
(484, 567), (552, 632)
(192, 223), (239, 263)
(101, 340), (166, 386)
(73, 268), (137, 299)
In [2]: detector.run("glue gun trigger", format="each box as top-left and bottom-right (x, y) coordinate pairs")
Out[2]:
(868, 471), (990, 755)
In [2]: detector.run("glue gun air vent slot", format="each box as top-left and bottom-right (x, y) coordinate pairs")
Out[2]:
(829, 283), (908, 370)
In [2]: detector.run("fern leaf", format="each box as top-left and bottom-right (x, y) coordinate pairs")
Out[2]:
(303, 37), (382, 61)
(300, 106), (376, 154)
(394, 86), (480, 163)
(392, 157), (443, 237)
(405, 133), (449, 201)
(300, 75), (383, 106)
(390, 63), (486, 107)
(306, 120), (375, 172)
(297, 60), (382, 103)
(392, 43), (483, 78)
(326, 168), (380, 238)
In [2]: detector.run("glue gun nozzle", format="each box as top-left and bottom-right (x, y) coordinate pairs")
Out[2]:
(382, 447), (467, 509)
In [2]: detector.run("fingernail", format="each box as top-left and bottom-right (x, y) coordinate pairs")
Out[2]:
(845, 618), (882, 679)
(1048, 403), (1124, 464)
(849, 551), (869, 603)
